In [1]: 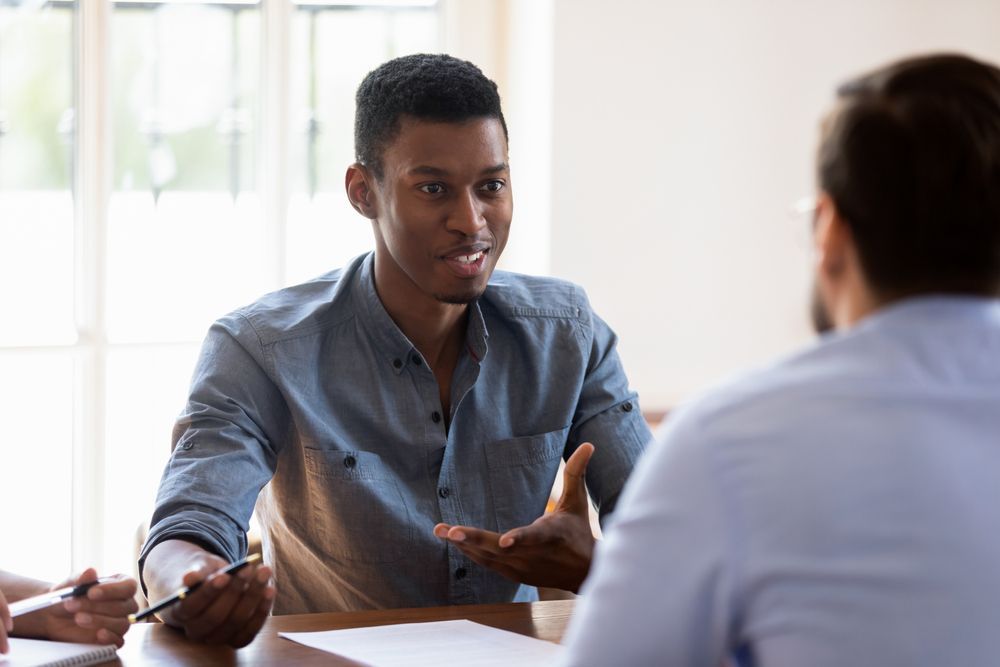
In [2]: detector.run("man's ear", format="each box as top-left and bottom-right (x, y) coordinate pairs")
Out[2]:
(345, 163), (378, 219)
(814, 192), (852, 280)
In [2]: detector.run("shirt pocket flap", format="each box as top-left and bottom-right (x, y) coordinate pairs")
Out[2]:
(484, 426), (570, 469)
(303, 447), (392, 480)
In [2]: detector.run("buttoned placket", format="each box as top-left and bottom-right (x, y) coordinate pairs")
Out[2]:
(403, 346), (471, 600)
(438, 342), (486, 603)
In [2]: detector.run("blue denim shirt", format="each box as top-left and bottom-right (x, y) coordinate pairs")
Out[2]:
(140, 252), (650, 614)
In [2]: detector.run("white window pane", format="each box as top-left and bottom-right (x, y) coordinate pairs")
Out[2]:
(285, 193), (374, 284)
(101, 344), (200, 578)
(106, 192), (270, 342)
(284, 5), (439, 283)
(112, 4), (260, 194)
(0, 193), (76, 346)
(288, 7), (440, 196)
(0, 4), (74, 191)
(0, 3), (77, 347)
(0, 353), (74, 581)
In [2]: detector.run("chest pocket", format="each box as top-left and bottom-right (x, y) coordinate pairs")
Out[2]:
(484, 427), (570, 533)
(303, 448), (413, 563)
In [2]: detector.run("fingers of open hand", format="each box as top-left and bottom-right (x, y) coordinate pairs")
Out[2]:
(557, 443), (595, 513)
(434, 524), (508, 552)
(447, 526), (501, 549)
(455, 548), (523, 583)
(432, 523), (453, 540)
(565, 442), (595, 478)
(498, 515), (565, 549)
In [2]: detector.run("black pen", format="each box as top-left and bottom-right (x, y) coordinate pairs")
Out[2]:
(8, 577), (119, 617)
(129, 553), (262, 623)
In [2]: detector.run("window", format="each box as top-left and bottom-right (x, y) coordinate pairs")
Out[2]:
(0, 0), (441, 581)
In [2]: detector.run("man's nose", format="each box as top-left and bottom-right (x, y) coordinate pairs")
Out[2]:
(446, 190), (487, 235)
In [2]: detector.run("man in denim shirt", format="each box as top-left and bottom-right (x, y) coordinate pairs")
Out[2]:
(139, 54), (650, 647)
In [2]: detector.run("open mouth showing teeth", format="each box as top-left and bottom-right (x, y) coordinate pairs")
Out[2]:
(454, 251), (485, 264)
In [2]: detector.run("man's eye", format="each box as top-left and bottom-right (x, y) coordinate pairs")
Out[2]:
(481, 180), (505, 193)
(419, 183), (445, 194)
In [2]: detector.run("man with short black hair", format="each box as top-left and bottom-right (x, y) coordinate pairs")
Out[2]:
(140, 53), (649, 647)
(562, 53), (1000, 667)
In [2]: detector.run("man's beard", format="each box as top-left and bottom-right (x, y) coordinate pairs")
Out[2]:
(434, 287), (486, 305)
(810, 281), (835, 334)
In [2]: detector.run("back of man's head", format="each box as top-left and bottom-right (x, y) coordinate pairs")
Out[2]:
(354, 53), (508, 180)
(819, 53), (1000, 299)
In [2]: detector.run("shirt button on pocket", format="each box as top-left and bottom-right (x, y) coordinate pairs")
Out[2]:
(343, 455), (357, 469)
(622, 401), (634, 412)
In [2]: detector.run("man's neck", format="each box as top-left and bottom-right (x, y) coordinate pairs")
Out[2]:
(372, 272), (469, 368)
(374, 285), (468, 421)
(395, 301), (469, 368)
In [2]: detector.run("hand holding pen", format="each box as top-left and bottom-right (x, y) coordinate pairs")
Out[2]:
(0, 568), (138, 652)
(131, 554), (262, 623)
(141, 541), (274, 648)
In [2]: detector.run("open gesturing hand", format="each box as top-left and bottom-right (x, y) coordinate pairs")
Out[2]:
(434, 442), (597, 593)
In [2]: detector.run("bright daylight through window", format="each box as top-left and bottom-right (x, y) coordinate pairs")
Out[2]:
(0, 0), (440, 581)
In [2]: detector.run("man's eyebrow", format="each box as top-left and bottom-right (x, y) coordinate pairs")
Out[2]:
(481, 162), (510, 175)
(407, 162), (509, 177)
(409, 165), (449, 177)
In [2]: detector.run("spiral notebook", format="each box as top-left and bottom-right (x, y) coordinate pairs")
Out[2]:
(0, 638), (117, 666)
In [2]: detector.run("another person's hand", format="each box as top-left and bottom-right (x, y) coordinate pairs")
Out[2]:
(1, 588), (11, 654)
(39, 570), (138, 647)
(144, 540), (274, 648)
(434, 442), (597, 593)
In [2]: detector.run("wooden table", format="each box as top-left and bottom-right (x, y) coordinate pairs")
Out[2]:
(113, 600), (575, 665)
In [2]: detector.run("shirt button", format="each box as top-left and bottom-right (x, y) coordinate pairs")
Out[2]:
(431, 411), (441, 423)
(180, 442), (194, 450)
(343, 455), (357, 469)
(411, 354), (422, 366)
(438, 487), (450, 499)
(622, 401), (634, 412)
(393, 358), (403, 369)
(455, 567), (467, 580)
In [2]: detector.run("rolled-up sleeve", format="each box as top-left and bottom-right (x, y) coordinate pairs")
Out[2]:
(568, 290), (652, 523)
(138, 313), (289, 587)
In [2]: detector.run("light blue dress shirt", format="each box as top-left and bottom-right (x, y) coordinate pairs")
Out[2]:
(139, 252), (650, 614)
(562, 296), (1000, 667)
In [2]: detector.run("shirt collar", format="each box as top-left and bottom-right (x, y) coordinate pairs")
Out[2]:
(352, 252), (491, 374)
(853, 294), (1000, 334)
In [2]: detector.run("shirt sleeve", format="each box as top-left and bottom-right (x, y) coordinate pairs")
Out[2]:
(568, 289), (653, 523)
(560, 410), (739, 667)
(138, 313), (290, 589)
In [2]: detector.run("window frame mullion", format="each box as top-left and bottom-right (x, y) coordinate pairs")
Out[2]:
(261, 0), (291, 290)
(72, 0), (112, 573)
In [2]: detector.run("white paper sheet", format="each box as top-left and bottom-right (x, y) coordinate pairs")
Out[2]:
(279, 619), (565, 666)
